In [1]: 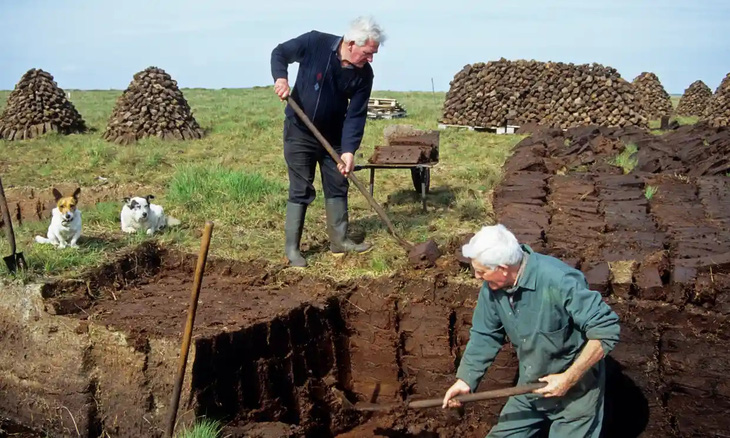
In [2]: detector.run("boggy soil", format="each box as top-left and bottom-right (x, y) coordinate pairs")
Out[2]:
(10, 237), (726, 438)
(3, 123), (728, 437)
(29, 242), (503, 437)
(491, 122), (730, 437)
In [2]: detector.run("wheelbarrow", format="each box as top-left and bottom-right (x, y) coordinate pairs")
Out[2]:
(0, 177), (27, 273)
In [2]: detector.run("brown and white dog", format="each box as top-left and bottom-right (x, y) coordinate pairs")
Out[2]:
(35, 188), (82, 248)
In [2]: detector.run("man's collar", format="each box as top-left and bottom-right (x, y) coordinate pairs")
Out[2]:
(515, 244), (537, 291)
(332, 36), (355, 69)
(332, 36), (342, 51)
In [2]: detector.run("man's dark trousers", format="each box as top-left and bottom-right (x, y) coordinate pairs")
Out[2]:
(283, 118), (348, 204)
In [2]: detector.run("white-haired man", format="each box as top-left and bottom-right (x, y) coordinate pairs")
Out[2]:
(442, 224), (620, 437)
(271, 16), (386, 267)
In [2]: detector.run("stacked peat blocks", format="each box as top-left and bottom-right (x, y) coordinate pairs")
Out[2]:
(703, 72), (730, 127)
(440, 59), (648, 130)
(675, 80), (712, 117)
(631, 72), (673, 120)
(0, 69), (86, 140)
(103, 67), (204, 145)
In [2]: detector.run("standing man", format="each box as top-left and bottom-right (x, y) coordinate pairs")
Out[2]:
(271, 16), (386, 267)
(442, 224), (620, 437)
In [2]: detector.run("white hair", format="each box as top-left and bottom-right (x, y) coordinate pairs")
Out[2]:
(344, 16), (386, 46)
(461, 224), (523, 269)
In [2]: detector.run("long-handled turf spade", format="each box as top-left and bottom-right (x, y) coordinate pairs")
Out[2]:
(0, 176), (27, 274)
(350, 382), (548, 413)
(286, 97), (441, 268)
(165, 221), (214, 438)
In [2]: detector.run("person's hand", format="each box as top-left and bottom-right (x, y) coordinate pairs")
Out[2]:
(274, 78), (290, 100)
(535, 373), (575, 398)
(442, 379), (471, 408)
(338, 152), (354, 176)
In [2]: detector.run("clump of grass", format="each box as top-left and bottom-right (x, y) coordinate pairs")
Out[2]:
(83, 201), (122, 227)
(455, 191), (488, 222)
(609, 143), (638, 174)
(167, 164), (286, 209)
(608, 260), (637, 285)
(87, 144), (114, 167)
(175, 418), (222, 438)
(370, 253), (395, 274)
(145, 150), (165, 167)
(644, 185), (658, 200)
(0, 229), (118, 279)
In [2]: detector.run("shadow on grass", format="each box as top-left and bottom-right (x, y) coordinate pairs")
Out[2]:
(349, 210), (433, 239)
(385, 185), (458, 208)
(78, 234), (123, 249)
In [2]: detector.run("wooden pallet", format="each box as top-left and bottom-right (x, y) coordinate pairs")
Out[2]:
(437, 123), (520, 134)
(368, 110), (407, 120)
(368, 97), (407, 120)
(369, 97), (401, 107)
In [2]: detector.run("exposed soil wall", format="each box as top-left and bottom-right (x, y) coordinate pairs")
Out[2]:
(492, 122), (730, 437)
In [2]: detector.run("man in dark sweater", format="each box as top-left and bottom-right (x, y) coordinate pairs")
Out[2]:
(271, 16), (386, 267)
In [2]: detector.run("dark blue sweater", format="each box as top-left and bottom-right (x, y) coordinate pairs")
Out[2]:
(271, 30), (373, 154)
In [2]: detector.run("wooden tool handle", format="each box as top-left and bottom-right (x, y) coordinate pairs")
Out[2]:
(165, 221), (214, 437)
(407, 382), (548, 409)
(285, 97), (413, 250)
(0, 177), (17, 254)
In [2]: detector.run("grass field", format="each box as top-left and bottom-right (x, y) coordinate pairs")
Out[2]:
(0, 88), (700, 281)
(0, 87), (523, 280)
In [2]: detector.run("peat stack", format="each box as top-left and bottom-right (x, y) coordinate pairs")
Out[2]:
(0, 68), (86, 141)
(631, 72), (673, 120)
(675, 80), (712, 117)
(441, 58), (647, 130)
(703, 72), (730, 127)
(102, 67), (204, 145)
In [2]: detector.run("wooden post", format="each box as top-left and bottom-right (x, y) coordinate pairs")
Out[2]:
(660, 115), (670, 130)
(165, 221), (214, 437)
(431, 78), (436, 105)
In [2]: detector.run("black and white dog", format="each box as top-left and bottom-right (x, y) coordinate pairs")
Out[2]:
(121, 195), (180, 235)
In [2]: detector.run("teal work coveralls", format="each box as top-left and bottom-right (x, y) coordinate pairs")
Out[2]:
(456, 245), (620, 437)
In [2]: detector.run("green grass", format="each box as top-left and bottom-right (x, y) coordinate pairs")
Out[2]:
(0, 200), (159, 279)
(648, 114), (698, 131)
(167, 164), (286, 211)
(0, 87), (523, 280)
(175, 418), (222, 438)
(644, 185), (658, 200)
(609, 143), (639, 174)
(644, 96), (698, 133)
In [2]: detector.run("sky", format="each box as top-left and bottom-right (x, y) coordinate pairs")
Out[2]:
(1, 0), (728, 94)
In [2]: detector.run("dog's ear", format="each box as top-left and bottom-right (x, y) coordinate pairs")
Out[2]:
(52, 188), (63, 201)
(123, 197), (131, 205)
(72, 187), (81, 200)
(146, 195), (155, 203)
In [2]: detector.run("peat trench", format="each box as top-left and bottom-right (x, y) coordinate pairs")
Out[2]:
(1, 122), (729, 437)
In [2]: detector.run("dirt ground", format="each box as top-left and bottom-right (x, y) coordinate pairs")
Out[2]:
(0, 417), (40, 438)
(494, 121), (730, 437)
(27, 237), (728, 437)
(7, 239), (514, 437)
(3, 122), (729, 437)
